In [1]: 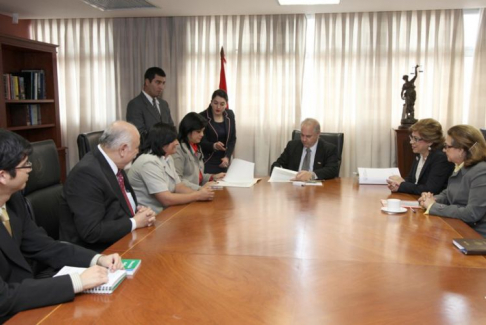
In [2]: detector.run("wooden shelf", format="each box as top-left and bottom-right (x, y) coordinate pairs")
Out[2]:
(7, 124), (56, 131)
(0, 33), (66, 180)
(6, 99), (55, 104)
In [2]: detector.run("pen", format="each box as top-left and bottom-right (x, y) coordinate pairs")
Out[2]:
(410, 207), (416, 213)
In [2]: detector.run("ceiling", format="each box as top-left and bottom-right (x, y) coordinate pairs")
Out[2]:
(0, 0), (485, 20)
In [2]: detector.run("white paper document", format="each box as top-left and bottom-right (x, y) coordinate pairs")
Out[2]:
(217, 158), (259, 187)
(268, 167), (298, 182)
(292, 181), (323, 186)
(357, 167), (400, 185)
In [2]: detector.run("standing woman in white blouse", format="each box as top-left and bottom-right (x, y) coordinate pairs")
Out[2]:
(387, 118), (454, 195)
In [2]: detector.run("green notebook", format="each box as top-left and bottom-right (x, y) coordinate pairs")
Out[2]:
(122, 259), (142, 276)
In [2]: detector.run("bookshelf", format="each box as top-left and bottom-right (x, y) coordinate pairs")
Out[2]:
(0, 34), (66, 180)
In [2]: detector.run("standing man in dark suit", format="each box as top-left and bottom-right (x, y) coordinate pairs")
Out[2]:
(126, 67), (174, 140)
(271, 118), (339, 181)
(0, 129), (123, 323)
(59, 121), (156, 252)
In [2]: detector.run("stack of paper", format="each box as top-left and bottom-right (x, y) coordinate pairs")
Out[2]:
(380, 199), (420, 208)
(358, 167), (400, 185)
(217, 158), (259, 187)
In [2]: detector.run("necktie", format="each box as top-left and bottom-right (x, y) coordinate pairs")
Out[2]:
(152, 98), (161, 116)
(0, 206), (12, 237)
(301, 148), (311, 171)
(116, 170), (135, 216)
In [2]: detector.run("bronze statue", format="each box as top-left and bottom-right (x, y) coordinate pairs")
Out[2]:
(400, 65), (419, 128)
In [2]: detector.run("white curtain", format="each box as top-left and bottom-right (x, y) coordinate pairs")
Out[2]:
(468, 8), (486, 127)
(114, 15), (306, 176)
(31, 19), (116, 169)
(30, 11), (464, 177)
(307, 10), (464, 177)
(113, 17), (177, 122)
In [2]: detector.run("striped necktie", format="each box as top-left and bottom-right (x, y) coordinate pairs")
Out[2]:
(301, 148), (311, 171)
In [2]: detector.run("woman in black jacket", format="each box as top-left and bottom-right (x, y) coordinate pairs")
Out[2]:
(387, 118), (454, 195)
(199, 89), (236, 173)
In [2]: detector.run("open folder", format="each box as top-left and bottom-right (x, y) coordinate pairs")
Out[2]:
(268, 167), (298, 182)
(217, 158), (259, 187)
(357, 167), (400, 185)
(268, 167), (323, 186)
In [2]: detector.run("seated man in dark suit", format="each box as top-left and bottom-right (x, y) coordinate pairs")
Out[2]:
(0, 129), (123, 323)
(126, 67), (174, 140)
(271, 118), (339, 181)
(60, 121), (156, 252)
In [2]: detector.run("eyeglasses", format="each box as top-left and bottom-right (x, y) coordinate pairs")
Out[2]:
(15, 161), (33, 169)
(443, 143), (455, 150)
(409, 135), (424, 143)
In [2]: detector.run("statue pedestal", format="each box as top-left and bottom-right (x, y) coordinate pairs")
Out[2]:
(395, 128), (414, 176)
(399, 118), (417, 130)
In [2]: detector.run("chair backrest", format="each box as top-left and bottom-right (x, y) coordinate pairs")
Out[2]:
(23, 140), (63, 240)
(77, 130), (103, 160)
(481, 128), (486, 141)
(292, 130), (344, 175)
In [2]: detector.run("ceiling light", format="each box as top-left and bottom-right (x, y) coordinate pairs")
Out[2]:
(82, 0), (157, 11)
(278, 0), (340, 5)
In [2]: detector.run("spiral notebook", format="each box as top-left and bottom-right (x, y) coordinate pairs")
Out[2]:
(54, 266), (126, 294)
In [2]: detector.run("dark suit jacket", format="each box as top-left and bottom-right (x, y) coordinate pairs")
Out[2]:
(271, 139), (339, 180)
(59, 147), (137, 252)
(0, 192), (95, 323)
(126, 92), (174, 137)
(199, 108), (237, 173)
(398, 149), (454, 195)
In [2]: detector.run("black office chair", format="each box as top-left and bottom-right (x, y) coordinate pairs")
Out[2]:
(292, 130), (344, 175)
(77, 130), (103, 160)
(23, 140), (63, 240)
(480, 128), (486, 141)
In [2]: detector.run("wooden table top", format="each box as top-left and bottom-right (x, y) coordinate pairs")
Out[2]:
(8, 178), (486, 325)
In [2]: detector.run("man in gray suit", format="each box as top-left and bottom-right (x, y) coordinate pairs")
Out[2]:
(126, 67), (174, 139)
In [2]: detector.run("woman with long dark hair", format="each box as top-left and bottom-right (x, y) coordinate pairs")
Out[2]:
(173, 112), (225, 190)
(127, 123), (214, 213)
(199, 89), (237, 173)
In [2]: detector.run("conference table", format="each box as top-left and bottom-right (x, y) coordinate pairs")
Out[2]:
(8, 178), (486, 324)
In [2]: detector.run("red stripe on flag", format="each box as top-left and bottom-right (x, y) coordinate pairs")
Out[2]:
(219, 47), (228, 109)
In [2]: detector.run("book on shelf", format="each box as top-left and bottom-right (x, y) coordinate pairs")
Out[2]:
(9, 104), (41, 126)
(122, 259), (142, 276)
(452, 238), (486, 255)
(54, 266), (127, 294)
(3, 70), (46, 100)
(21, 69), (46, 99)
(3, 74), (10, 99)
(357, 167), (400, 185)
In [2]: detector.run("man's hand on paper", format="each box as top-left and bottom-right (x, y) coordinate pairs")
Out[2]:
(292, 171), (313, 182)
